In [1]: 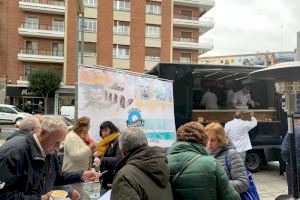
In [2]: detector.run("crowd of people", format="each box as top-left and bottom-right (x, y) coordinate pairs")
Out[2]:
(0, 111), (296, 199)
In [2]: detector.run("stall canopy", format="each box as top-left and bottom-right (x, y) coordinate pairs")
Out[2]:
(147, 62), (264, 81)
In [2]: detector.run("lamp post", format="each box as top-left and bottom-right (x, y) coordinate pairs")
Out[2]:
(75, 0), (84, 121)
(249, 61), (300, 200)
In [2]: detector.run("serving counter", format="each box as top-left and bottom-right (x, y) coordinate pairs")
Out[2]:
(192, 109), (278, 124)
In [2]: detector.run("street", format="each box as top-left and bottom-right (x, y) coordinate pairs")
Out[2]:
(0, 125), (288, 200)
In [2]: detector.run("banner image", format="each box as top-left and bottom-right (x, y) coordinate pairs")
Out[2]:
(78, 66), (176, 147)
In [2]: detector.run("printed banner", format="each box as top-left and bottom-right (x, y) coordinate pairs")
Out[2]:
(78, 66), (176, 147)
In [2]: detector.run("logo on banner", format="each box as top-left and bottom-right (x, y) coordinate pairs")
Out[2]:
(126, 108), (144, 127)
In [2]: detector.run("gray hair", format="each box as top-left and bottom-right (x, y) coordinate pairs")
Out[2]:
(41, 116), (68, 135)
(119, 128), (148, 152)
(19, 116), (41, 134)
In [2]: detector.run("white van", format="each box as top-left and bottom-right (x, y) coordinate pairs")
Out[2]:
(60, 106), (75, 120)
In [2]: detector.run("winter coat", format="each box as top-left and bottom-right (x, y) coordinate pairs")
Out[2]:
(212, 142), (249, 194)
(0, 134), (83, 200)
(62, 131), (92, 172)
(281, 124), (300, 195)
(6, 129), (29, 141)
(100, 137), (122, 189)
(167, 141), (240, 200)
(111, 146), (173, 200)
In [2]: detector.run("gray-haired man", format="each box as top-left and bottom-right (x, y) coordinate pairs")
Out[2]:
(0, 116), (101, 200)
(111, 128), (173, 200)
(6, 115), (41, 141)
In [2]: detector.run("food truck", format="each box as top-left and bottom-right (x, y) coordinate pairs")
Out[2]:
(148, 63), (287, 172)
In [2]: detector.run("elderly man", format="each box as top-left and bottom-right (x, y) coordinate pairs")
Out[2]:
(6, 115), (41, 141)
(0, 116), (100, 200)
(111, 128), (173, 200)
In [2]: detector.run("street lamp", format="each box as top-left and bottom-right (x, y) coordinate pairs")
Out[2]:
(75, 0), (84, 120)
(249, 61), (300, 200)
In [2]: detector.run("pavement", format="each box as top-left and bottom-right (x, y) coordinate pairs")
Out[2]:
(0, 125), (289, 199)
(253, 162), (288, 200)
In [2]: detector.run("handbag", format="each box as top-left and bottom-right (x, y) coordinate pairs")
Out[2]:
(171, 154), (202, 184)
(224, 151), (260, 200)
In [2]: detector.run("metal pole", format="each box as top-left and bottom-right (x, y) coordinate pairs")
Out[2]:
(288, 114), (299, 198)
(80, 14), (84, 65)
(75, 14), (80, 121)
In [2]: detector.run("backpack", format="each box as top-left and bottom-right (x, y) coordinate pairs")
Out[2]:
(224, 151), (260, 200)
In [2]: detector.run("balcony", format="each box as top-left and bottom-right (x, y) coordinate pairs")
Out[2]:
(173, 16), (214, 34)
(173, 37), (214, 53)
(173, 0), (214, 12)
(19, 0), (65, 15)
(18, 48), (64, 63)
(19, 23), (64, 39)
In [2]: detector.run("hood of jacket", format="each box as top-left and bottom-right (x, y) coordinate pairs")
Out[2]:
(169, 141), (209, 156)
(116, 145), (170, 188)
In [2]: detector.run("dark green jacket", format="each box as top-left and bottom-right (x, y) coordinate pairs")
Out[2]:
(167, 141), (240, 200)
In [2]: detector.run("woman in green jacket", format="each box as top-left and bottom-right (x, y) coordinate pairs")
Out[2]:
(167, 122), (240, 200)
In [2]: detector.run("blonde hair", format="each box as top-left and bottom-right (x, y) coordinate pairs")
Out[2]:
(205, 122), (229, 146)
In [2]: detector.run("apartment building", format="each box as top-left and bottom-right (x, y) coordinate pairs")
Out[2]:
(95, 0), (214, 72)
(0, 0), (214, 113)
(0, 0), (75, 113)
(199, 51), (296, 67)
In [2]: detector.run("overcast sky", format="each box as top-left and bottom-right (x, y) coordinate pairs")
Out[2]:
(201, 0), (300, 57)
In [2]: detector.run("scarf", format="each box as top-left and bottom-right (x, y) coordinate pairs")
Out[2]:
(96, 132), (120, 158)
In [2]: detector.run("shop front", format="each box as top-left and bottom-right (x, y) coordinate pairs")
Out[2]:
(6, 85), (54, 114)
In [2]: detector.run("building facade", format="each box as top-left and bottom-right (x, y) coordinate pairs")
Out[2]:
(0, 0), (214, 113)
(199, 51), (296, 67)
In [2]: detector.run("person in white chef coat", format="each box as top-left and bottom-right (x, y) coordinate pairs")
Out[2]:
(232, 85), (259, 109)
(201, 88), (219, 110)
(224, 111), (257, 161)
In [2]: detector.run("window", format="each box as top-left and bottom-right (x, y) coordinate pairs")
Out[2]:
(52, 43), (64, 56)
(225, 60), (229, 64)
(25, 17), (38, 29)
(181, 10), (193, 19)
(80, 18), (97, 32)
(145, 25), (161, 38)
(180, 53), (192, 63)
(113, 21), (130, 35)
(145, 47), (160, 61)
(114, 1), (130, 11)
(25, 41), (38, 54)
(53, 0), (65, 6)
(24, 66), (36, 80)
(83, 42), (96, 56)
(0, 107), (17, 114)
(83, 0), (97, 7)
(113, 45), (130, 59)
(146, 3), (161, 15)
(53, 19), (64, 32)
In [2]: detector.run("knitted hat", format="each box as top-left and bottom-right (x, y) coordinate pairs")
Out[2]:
(176, 122), (207, 145)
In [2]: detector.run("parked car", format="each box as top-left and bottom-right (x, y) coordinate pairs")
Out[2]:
(0, 104), (32, 124)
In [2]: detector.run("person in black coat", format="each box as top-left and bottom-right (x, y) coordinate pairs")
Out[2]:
(94, 121), (122, 195)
